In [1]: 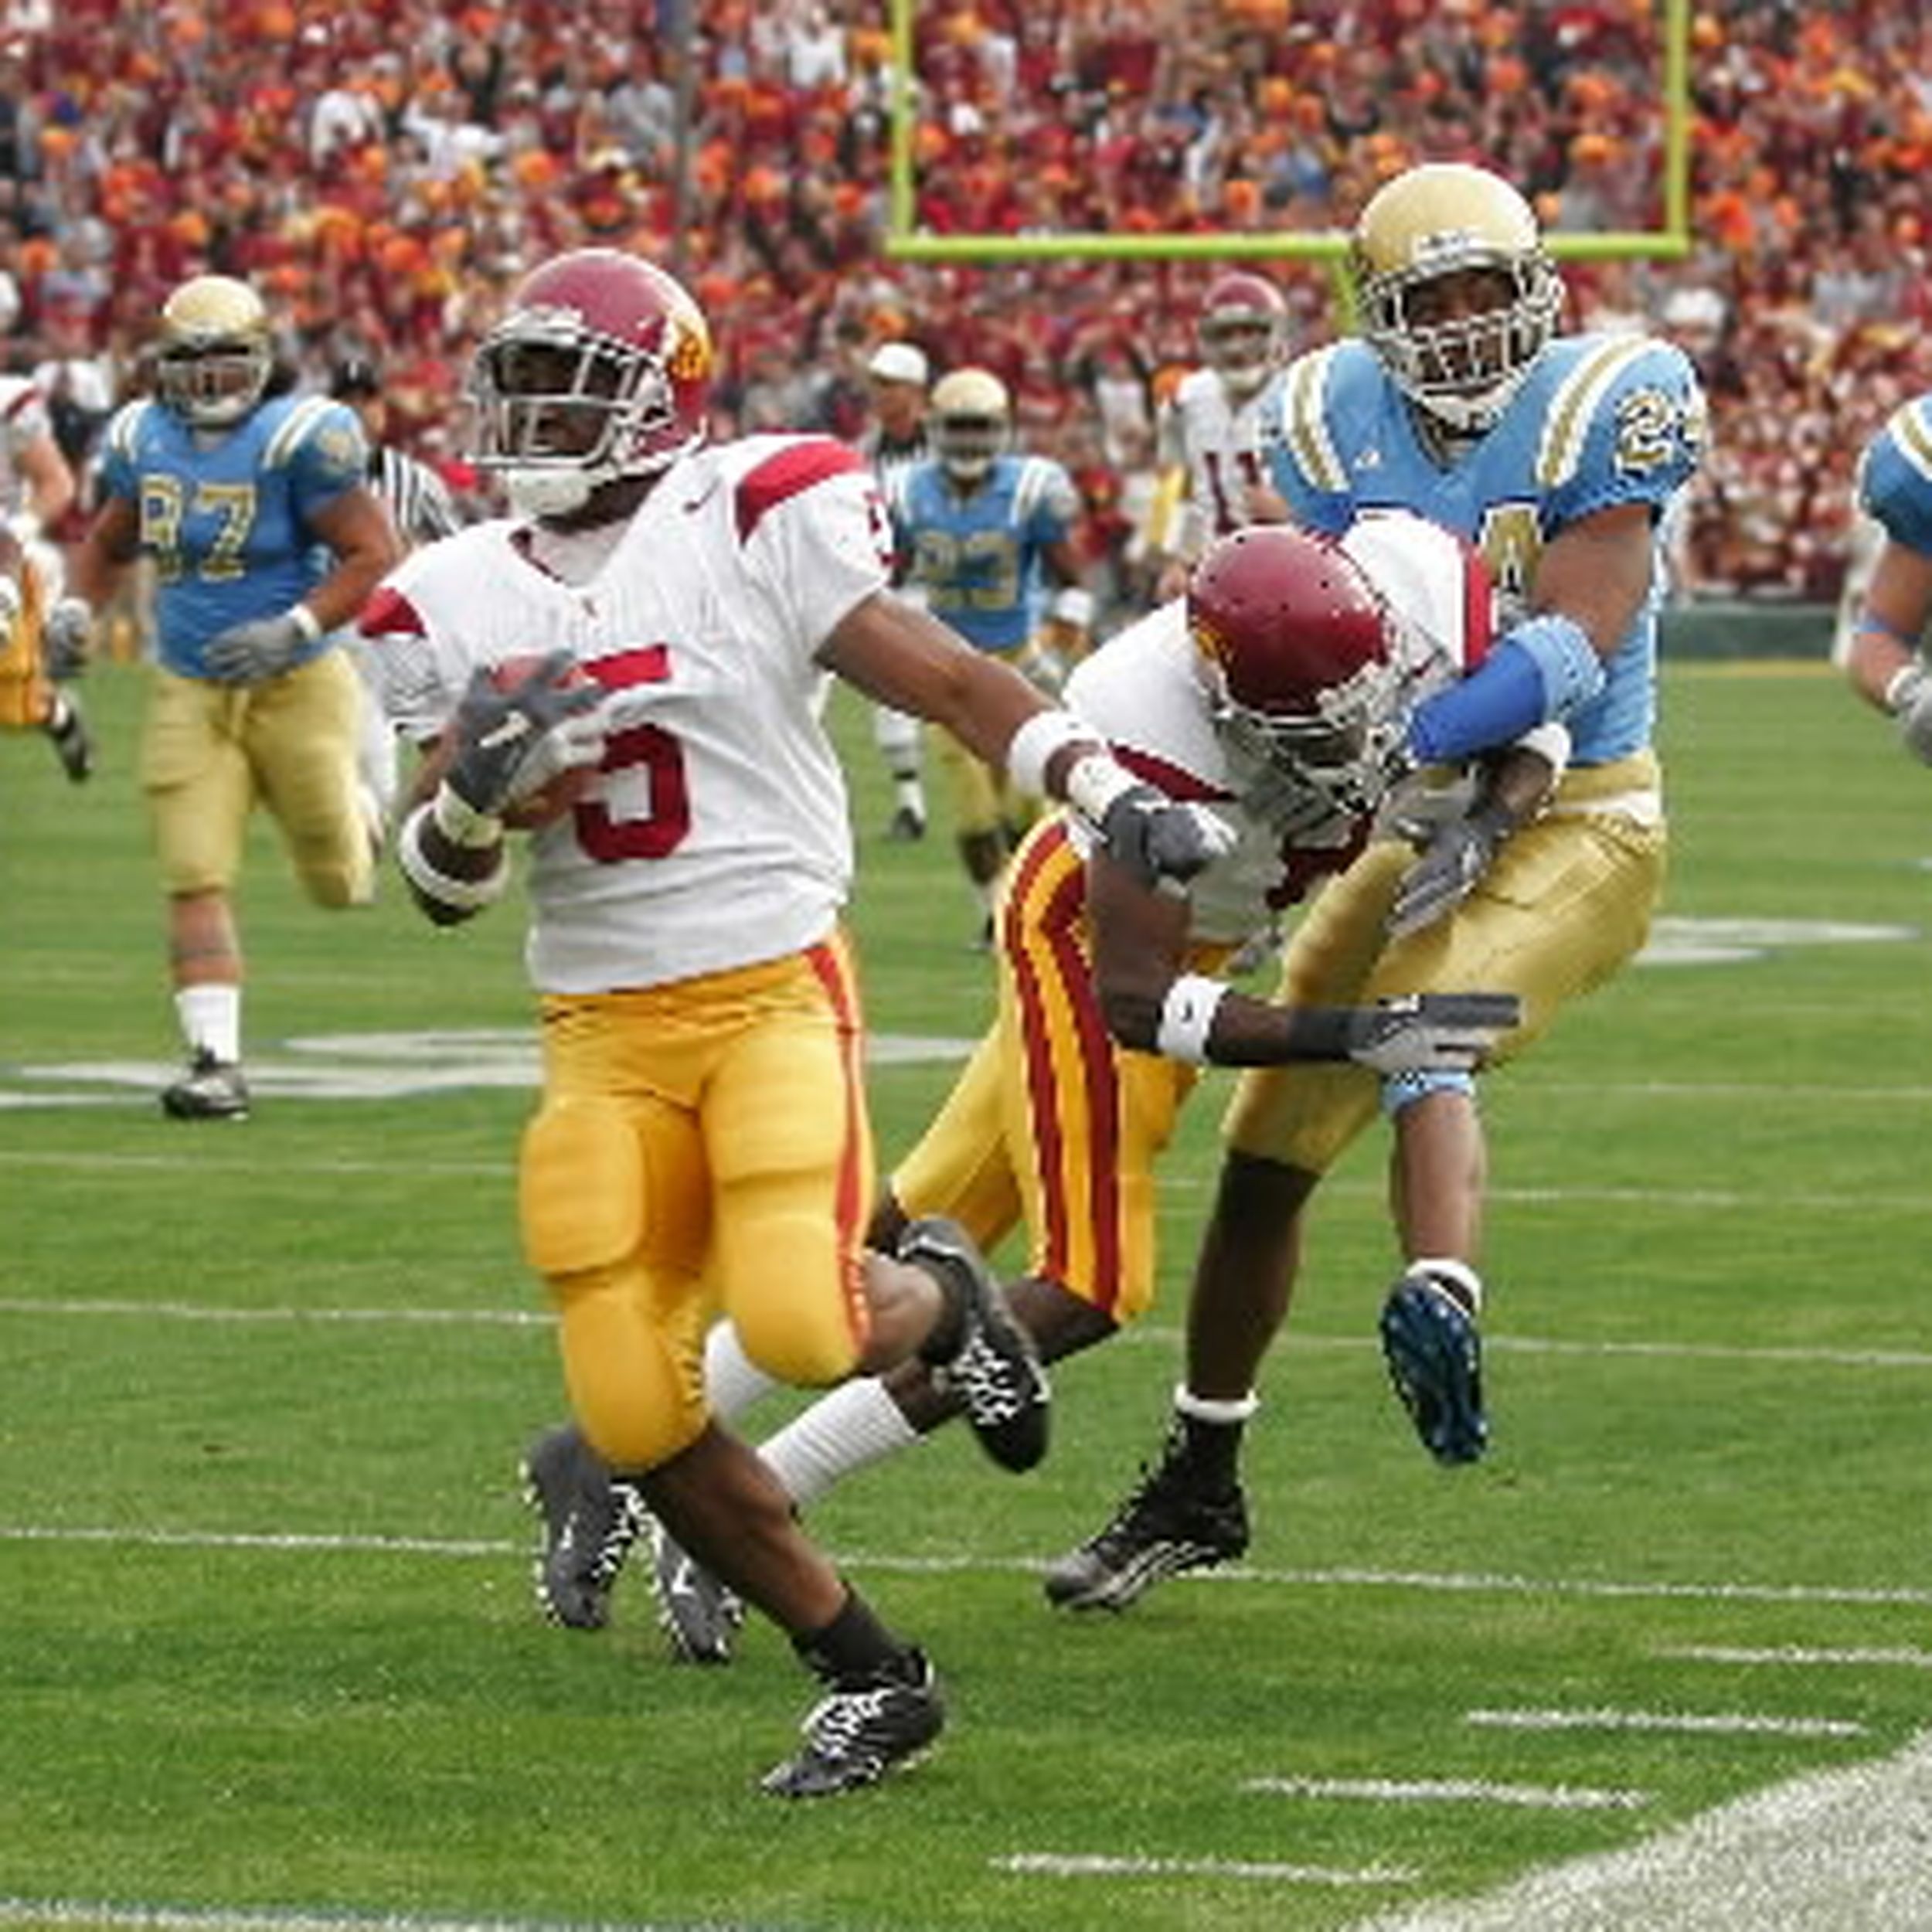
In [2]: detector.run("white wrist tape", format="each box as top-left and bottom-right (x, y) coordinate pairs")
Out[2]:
(1511, 720), (1571, 781)
(430, 779), (505, 849)
(1154, 973), (1226, 1064)
(289, 602), (324, 643)
(1004, 707), (1095, 798)
(1883, 662), (1925, 714)
(1063, 750), (1140, 826)
(397, 803), (508, 913)
(1049, 586), (1094, 628)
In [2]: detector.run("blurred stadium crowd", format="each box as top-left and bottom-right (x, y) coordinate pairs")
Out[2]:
(3, 0), (1927, 614)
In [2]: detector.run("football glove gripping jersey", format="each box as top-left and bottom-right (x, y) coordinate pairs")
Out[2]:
(1385, 801), (1515, 940)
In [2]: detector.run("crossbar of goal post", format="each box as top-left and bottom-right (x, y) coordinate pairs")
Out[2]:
(881, 0), (1692, 296)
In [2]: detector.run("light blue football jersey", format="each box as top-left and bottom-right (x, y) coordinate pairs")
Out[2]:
(97, 392), (369, 679)
(1855, 393), (1932, 556)
(886, 451), (1080, 654)
(1264, 334), (1706, 764)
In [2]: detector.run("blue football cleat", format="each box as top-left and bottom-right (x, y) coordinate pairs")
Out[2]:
(1379, 1266), (1488, 1464)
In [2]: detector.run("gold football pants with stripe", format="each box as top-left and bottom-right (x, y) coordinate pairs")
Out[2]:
(1226, 753), (1668, 1175)
(522, 935), (878, 1472)
(892, 817), (1216, 1327)
(0, 556), (51, 730)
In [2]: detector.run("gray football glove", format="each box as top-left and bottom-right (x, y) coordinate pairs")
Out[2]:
(1345, 992), (1522, 1076)
(204, 609), (315, 684)
(43, 596), (94, 682)
(1097, 784), (1237, 895)
(1887, 664), (1932, 764)
(447, 650), (607, 818)
(1386, 803), (1514, 940)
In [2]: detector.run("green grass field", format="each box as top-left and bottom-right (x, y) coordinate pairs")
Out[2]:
(3, 656), (1929, 1931)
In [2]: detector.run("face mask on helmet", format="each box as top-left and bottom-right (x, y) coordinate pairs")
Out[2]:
(470, 250), (712, 518)
(1187, 526), (1407, 832)
(1199, 274), (1287, 400)
(155, 275), (274, 428)
(929, 368), (1010, 483)
(1352, 163), (1563, 434)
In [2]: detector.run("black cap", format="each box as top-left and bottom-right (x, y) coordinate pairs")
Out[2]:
(331, 357), (380, 400)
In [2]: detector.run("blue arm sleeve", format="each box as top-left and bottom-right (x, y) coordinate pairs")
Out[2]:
(1407, 615), (1607, 763)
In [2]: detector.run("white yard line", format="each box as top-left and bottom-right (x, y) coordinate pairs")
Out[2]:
(1343, 1730), (1932, 1932)
(1464, 1708), (1866, 1739)
(1242, 1776), (1650, 1811)
(992, 1853), (1415, 1886)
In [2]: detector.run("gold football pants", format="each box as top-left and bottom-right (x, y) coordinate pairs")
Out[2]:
(141, 651), (372, 906)
(1226, 753), (1668, 1174)
(892, 817), (1215, 1325)
(523, 935), (878, 1471)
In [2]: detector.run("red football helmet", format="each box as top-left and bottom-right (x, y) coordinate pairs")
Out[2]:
(1198, 272), (1288, 398)
(1186, 524), (1405, 827)
(470, 249), (713, 516)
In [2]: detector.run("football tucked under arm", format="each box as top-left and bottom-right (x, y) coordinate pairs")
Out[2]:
(426, 652), (607, 832)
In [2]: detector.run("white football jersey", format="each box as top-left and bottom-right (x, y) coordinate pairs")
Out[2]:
(0, 372), (53, 516)
(1064, 512), (1489, 944)
(1157, 365), (1281, 563)
(363, 434), (892, 994)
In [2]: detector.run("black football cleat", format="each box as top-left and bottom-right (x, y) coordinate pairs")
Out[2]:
(520, 1425), (645, 1630)
(901, 1216), (1050, 1471)
(648, 1515), (744, 1665)
(159, 1049), (249, 1121)
(1042, 1447), (1249, 1612)
(760, 1651), (944, 1799)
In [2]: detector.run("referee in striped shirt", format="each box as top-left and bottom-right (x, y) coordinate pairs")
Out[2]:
(331, 357), (462, 833)
(329, 358), (461, 549)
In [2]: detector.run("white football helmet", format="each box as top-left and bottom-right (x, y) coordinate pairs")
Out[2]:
(929, 367), (1011, 484)
(155, 276), (274, 428)
(1351, 162), (1563, 434)
(470, 248), (713, 519)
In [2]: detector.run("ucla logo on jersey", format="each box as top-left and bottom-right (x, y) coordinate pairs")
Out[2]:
(316, 421), (364, 473)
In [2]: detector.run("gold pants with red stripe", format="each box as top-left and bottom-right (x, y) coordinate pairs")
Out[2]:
(892, 817), (1209, 1326)
(0, 558), (50, 730)
(522, 934), (878, 1471)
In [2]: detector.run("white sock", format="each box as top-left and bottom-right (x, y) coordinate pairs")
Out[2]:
(758, 1378), (920, 1508)
(703, 1321), (781, 1421)
(176, 984), (240, 1064)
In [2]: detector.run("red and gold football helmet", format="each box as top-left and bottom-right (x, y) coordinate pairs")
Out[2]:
(1197, 271), (1288, 399)
(1187, 523), (1405, 827)
(470, 248), (713, 517)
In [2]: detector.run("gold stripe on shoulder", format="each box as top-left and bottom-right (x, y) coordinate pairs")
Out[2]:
(1893, 399), (1932, 481)
(264, 394), (334, 468)
(1536, 338), (1651, 490)
(1281, 348), (1347, 495)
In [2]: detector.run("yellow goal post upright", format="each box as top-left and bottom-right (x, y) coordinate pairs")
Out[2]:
(882, 0), (1692, 299)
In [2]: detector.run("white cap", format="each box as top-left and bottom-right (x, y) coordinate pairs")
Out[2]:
(868, 342), (929, 387)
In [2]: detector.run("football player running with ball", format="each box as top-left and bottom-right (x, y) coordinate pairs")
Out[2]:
(359, 247), (1228, 1798)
